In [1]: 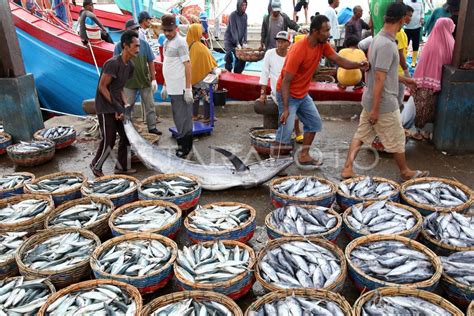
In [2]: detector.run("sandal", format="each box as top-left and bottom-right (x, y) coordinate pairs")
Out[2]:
(402, 170), (430, 181)
(295, 135), (304, 144)
(297, 158), (323, 170)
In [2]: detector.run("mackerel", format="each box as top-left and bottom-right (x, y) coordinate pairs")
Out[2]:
(441, 251), (474, 287)
(141, 176), (198, 198)
(0, 232), (27, 263)
(150, 298), (232, 316)
(83, 178), (136, 196)
(113, 205), (178, 232)
(48, 200), (111, 229)
(0, 277), (53, 315)
(0, 174), (33, 190)
(274, 177), (332, 198)
(424, 211), (474, 247)
(26, 175), (83, 194)
(38, 126), (75, 140)
(362, 293), (452, 315)
(0, 199), (51, 224)
(188, 204), (251, 232)
(249, 295), (345, 316)
(339, 177), (397, 199)
(404, 180), (469, 207)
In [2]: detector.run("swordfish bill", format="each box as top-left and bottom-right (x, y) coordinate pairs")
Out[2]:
(123, 111), (293, 191)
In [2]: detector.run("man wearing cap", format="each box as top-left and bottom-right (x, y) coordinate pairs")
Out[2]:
(160, 14), (194, 159)
(341, 2), (429, 180)
(138, 11), (153, 43)
(78, 0), (113, 45)
(224, 0), (248, 73)
(323, 0), (341, 45)
(114, 20), (161, 136)
(261, 0), (301, 51)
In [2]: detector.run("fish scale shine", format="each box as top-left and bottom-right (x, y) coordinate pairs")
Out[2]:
(249, 296), (345, 316)
(0, 199), (51, 224)
(142, 176), (198, 198)
(150, 298), (232, 316)
(0, 174), (33, 190)
(0, 277), (53, 315)
(404, 181), (469, 207)
(275, 178), (332, 198)
(26, 175), (83, 194)
(424, 211), (474, 247)
(49, 201), (110, 229)
(362, 294), (452, 315)
(189, 204), (251, 232)
(113, 205), (178, 232)
(339, 177), (397, 199)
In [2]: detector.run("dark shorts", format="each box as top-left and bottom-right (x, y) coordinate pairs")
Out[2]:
(294, 0), (308, 12)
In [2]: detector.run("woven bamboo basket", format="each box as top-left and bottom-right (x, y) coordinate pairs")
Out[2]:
(345, 234), (442, 292)
(81, 174), (139, 207)
(141, 290), (243, 315)
(441, 262), (474, 307)
(0, 232), (29, 279)
(139, 173), (201, 211)
(468, 301), (474, 316)
(173, 240), (256, 299)
(249, 128), (294, 156)
(44, 196), (114, 240)
(0, 172), (35, 199)
(37, 279), (142, 315)
(0, 194), (54, 235)
(91, 232), (177, 294)
(353, 287), (463, 316)
(400, 177), (473, 216)
(336, 176), (401, 211)
(314, 74), (336, 83)
(342, 201), (423, 240)
(2, 276), (56, 313)
(235, 48), (265, 62)
(109, 200), (182, 238)
(33, 126), (77, 149)
(245, 289), (353, 316)
(265, 205), (342, 241)
(15, 227), (101, 288)
(24, 171), (86, 206)
(7, 140), (55, 167)
(184, 202), (257, 244)
(255, 236), (347, 293)
(0, 132), (12, 155)
(270, 176), (337, 208)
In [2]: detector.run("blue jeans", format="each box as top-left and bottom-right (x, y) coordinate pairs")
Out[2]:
(275, 92), (322, 144)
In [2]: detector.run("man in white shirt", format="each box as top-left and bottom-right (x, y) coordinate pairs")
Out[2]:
(138, 11), (153, 42)
(323, 0), (340, 44)
(403, 0), (424, 67)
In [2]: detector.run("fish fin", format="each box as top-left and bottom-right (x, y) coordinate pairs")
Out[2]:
(209, 147), (249, 172)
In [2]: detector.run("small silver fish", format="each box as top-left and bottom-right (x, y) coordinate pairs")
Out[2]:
(0, 232), (27, 264)
(113, 205), (177, 232)
(275, 177), (332, 198)
(424, 211), (474, 248)
(441, 251), (474, 287)
(10, 140), (53, 153)
(339, 177), (397, 199)
(404, 180), (469, 207)
(26, 175), (82, 194)
(0, 174), (33, 190)
(48, 201), (110, 229)
(362, 293), (451, 315)
(0, 199), (51, 224)
(188, 204), (251, 232)
(39, 126), (75, 140)
(249, 295), (345, 316)
(150, 298), (233, 316)
(0, 277), (53, 315)
(84, 178), (136, 196)
(141, 176), (198, 198)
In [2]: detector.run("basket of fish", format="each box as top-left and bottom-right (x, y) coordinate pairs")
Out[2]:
(235, 48), (265, 62)
(440, 251), (474, 307)
(421, 210), (474, 256)
(0, 276), (56, 315)
(255, 237), (347, 292)
(174, 240), (255, 299)
(6, 140), (55, 167)
(244, 289), (353, 316)
(0, 132), (12, 155)
(270, 176), (337, 208)
(91, 232), (177, 294)
(249, 128), (294, 156)
(44, 196), (114, 240)
(265, 205), (342, 241)
(38, 279), (142, 315)
(353, 286), (464, 316)
(400, 177), (472, 216)
(24, 171), (86, 206)
(15, 227), (101, 288)
(0, 194), (54, 235)
(33, 125), (76, 149)
(139, 173), (201, 211)
(141, 290), (243, 315)
(0, 172), (35, 199)
(81, 174), (139, 207)
(342, 200), (423, 240)
(184, 202), (256, 244)
(336, 176), (401, 211)
(345, 234), (442, 292)
(109, 200), (182, 238)
(0, 232), (28, 278)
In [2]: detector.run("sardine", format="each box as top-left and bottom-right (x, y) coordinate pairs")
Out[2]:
(424, 211), (474, 248)
(0, 232), (27, 264)
(188, 204), (251, 232)
(141, 176), (198, 198)
(0, 277), (53, 315)
(404, 180), (469, 207)
(83, 178), (136, 196)
(249, 295), (345, 316)
(0, 199), (51, 224)
(274, 177), (332, 198)
(48, 201), (111, 229)
(339, 177), (397, 199)
(0, 174), (33, 190)
(9, 140), (53, 153)
(38, 126), (75, 140)
(150, 298), (232, 316)
(362, 293), (452, 315)
(26, 175), (83, 194)
(441, 251), (474, 287)
(113, 205), (178, 232)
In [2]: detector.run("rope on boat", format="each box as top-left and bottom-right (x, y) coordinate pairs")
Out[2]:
(88, 42), (101, 77)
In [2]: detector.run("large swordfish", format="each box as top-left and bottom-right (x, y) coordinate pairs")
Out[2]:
(123, 113), (293, 191)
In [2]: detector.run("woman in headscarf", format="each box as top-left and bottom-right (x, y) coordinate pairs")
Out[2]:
(413, 18), (455, 132)
(186, 23), (220, 123)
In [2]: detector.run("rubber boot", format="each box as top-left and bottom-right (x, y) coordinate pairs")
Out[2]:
(183, 134), (194, 160)
(411, 51), (418, 67)
(176, 137), (186, 158)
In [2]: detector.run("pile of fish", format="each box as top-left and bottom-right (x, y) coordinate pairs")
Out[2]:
(9, 140), (53, 153)
(350, 240), (435, 284)
(441, 251), (474, 286)
(259, 240), (342, 289)
(26, 175), (83, 194)
(424, 211), (474, 247)
(37, 126), (75, 140)
(346, 200), (417, 235)
(188, 204), (251, 232)
(22, 232), (97, 271)
(268, 205), (338, 235)
(176, 241), (251, 284)
(45, 283), (136, 315)
(112, 205), (178, 232)
(274, 177), (333, 198)
(0, 232), (27, 263)
(48, 201), (111, 229)
(403, 180), (469, 207)
(83, 178), (136, 196)
(0, 173), (33, 190)
(254, 132), (276, 141)
(339, 177), (397, 199)
(150, 298), (233, 316)
(95, 239), (172, 276)
(141, 176), (198, 198)
(0, 199), (51, 224)
(249, 296), (345, 316)
(0, 277), (53, 315)
(362, 294), (451, 315)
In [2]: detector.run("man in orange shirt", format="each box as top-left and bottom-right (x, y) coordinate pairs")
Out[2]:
(274, 15), (368, 167)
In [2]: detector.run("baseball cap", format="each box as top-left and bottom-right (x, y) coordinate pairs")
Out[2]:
(138, 11), (151, 23)
(271, 0), (281, 12)
(275, 30), (290, 42)
(161, 14), (177, 29)
(125, 19), (139, 30)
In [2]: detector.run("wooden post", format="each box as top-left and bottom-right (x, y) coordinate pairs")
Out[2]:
(452, 0), (474, 68)
(0, 0), (26, 78)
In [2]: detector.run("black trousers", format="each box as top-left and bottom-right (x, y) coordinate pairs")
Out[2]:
(405, 27), (421, 51)
(91, 113), (130, 171)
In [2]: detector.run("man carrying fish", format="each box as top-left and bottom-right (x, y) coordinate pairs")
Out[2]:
(341, 3), (429, 180)
(90, 31), (139, 177)
(274, 15), (368, 168)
